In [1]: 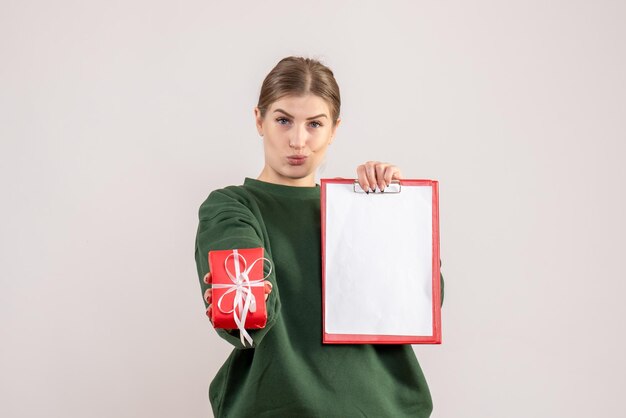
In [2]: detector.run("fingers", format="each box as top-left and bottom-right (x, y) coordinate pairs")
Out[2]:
(356, 165), (369, 192)
(365, 164), (378, 192)
(375, 165), (387, 192)
(264, 281), (273, 301)
(356, 162), (379, 192)
(384, 166), (402, 185)
(391, 166), (403, 180)
(356, 161), (403, 192)
(205, 304), (213, 324)
(204, 272), (214, 324)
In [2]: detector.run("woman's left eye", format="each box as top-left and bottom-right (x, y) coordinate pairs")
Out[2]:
(309, 121), (323, 128)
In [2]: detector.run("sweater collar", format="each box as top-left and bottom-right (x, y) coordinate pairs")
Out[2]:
(243, 177), (320, 198)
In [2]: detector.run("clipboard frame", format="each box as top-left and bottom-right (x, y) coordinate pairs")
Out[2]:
(320, 178), (441, 344)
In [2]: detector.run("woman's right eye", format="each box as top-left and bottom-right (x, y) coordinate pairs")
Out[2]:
(276, 117), (290, 125)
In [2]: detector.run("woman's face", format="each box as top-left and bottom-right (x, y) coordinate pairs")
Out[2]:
(255, 94), (340, 187)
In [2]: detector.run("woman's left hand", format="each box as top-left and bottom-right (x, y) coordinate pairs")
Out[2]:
(356, 161), (403, 193)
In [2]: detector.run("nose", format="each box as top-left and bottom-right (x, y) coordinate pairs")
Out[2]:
(289, 125), (307, 150)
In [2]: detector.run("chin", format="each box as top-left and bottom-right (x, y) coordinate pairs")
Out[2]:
(279, 164), (306, 175)
(280, 168), (314, 180)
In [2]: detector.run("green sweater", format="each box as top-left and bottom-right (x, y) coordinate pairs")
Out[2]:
(194, 177), (443, 418)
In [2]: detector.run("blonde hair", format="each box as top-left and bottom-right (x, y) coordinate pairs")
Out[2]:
(257, 56), (341, 126)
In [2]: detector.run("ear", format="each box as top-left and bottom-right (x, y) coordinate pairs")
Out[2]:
(329, 117), (341, 145)
(254, 107), (264, 136)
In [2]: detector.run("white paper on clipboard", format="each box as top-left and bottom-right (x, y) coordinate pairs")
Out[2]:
(321, 179), (441, 344)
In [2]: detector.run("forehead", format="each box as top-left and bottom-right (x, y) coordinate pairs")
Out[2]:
(268, 94), (331, 117)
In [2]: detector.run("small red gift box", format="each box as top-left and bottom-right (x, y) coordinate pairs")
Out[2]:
(208, 248), (269, 344)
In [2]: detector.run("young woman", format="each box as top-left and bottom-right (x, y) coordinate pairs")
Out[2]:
(194, 56), (443, 417)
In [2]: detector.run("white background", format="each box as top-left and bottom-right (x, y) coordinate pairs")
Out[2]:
(1, 1), (625, 417)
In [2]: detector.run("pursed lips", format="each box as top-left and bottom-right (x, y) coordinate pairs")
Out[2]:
(287, 155), (308, 165)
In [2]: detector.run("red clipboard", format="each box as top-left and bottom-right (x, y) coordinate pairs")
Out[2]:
(321, 178), (441, 344)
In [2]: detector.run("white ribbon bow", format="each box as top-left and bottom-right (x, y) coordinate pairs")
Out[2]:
(210, 249), (271, 347)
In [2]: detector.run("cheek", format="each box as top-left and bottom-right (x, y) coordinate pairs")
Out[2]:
(309, 128), (332, 146)
(309, 135), (331, 152)
(265, 133), (283, 151)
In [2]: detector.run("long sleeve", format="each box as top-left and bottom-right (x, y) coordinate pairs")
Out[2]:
(194, 188), (281, 349)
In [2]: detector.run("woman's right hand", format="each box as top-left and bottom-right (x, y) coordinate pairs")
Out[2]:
(203, 272), (273, 324)
(356, 161), (403, 193)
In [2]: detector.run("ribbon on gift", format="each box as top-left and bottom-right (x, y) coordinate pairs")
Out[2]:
(210, 249), (272, 347)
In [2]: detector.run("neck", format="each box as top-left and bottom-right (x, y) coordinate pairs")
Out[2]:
(257, 167), (316, 187)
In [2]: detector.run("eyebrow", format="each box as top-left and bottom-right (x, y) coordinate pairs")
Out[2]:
(273, 108), (328, 120)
